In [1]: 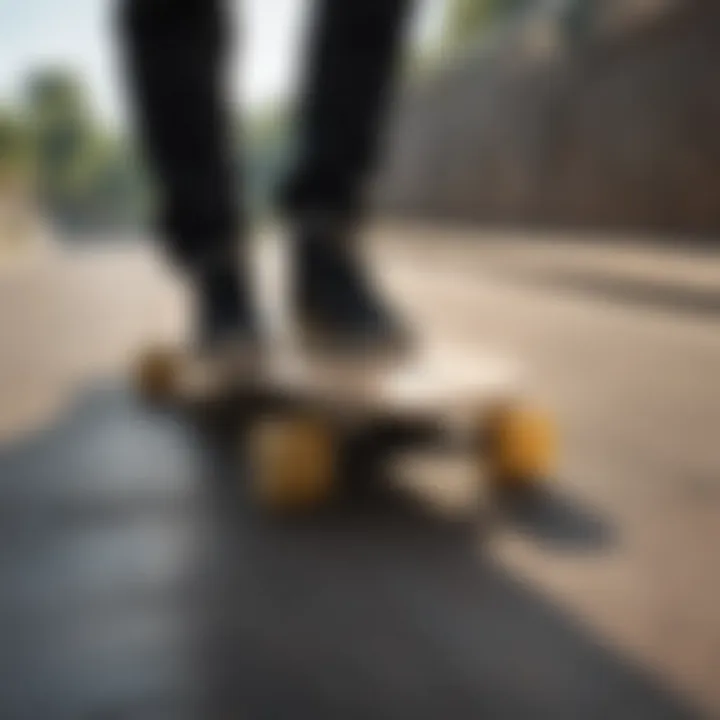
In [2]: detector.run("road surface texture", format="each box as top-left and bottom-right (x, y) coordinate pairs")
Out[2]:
(0, 224), (718, 719)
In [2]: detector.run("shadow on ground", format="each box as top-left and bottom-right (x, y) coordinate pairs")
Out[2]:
(499, 487), (616, 551)
(0, 383), (701, 719)
(499, 266), (720, 321)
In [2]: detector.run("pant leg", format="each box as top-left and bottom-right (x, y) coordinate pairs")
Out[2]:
(118, 0), (239, 268)
(280, 0), (412, 229)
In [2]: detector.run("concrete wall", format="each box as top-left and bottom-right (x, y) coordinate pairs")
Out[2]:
(377, 0), (720, 235)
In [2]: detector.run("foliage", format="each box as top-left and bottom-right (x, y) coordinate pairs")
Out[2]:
(242, 102), (292, 214)
(0, 68), (150, 231)
(0, 110), (34, 189)
(560, 0), (598, 44)
(0, 66), (293, 232)
(444, 0), (532, 47)
(25, 70), (126, 227)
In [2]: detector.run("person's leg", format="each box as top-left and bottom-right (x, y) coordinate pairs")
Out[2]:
(281, 0), (413, 351)
(119, 0), (257, 347)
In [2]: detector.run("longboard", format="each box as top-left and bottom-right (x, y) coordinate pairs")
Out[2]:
(134, 339), (557, 516)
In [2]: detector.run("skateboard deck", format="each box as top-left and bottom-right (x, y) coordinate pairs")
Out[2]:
(135, 338), (556, 515)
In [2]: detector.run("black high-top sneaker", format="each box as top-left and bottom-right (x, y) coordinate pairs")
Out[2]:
(195, 261), (262, 355)
(293, 228), (410, 356)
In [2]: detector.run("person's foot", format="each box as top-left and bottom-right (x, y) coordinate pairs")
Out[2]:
(294, 230), (410, 355)
(195, 263), (261, 354)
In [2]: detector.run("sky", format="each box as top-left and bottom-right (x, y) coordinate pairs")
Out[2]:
(0, 0), (447, 125)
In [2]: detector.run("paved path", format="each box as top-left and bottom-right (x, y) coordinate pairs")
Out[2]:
(0, 226), (718, 718)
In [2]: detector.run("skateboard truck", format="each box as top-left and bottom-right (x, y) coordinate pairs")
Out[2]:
(134, 342), (558, 517)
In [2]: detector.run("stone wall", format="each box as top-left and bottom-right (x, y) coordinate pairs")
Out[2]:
(377, 0), (720, 235)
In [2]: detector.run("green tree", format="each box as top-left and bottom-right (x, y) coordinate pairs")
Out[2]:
(0, 110), (35, 190)
(86, 135), (148, 227)
(444, 0), (531, 47)
(560, 0), (598, 46)
(23, 68), (146, 230)
(25, 69), (97, 223)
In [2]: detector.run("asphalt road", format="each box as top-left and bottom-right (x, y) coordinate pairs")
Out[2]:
(0, 225), (718, 719)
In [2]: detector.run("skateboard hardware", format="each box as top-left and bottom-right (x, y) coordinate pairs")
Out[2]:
(134, 343), (557, 515)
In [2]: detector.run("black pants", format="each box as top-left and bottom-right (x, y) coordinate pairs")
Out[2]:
(119, 0), (410, 268)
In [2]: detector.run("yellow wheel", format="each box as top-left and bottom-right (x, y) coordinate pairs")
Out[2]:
(482, 401), (557, 491)
(135, 346), (182, 401)
(249, 415), (338, 513)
